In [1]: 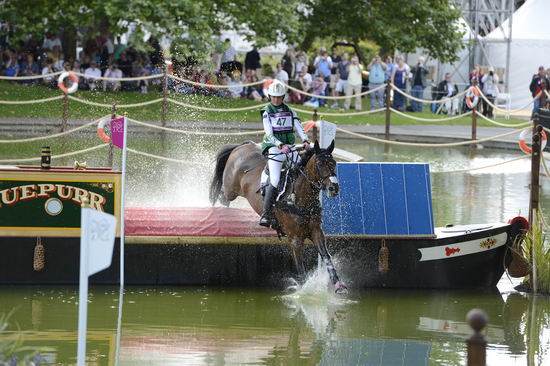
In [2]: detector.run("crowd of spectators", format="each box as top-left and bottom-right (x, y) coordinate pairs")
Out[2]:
(2, 28), (529, 115)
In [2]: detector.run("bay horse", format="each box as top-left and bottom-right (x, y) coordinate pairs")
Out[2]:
(209, 140), (348, 294)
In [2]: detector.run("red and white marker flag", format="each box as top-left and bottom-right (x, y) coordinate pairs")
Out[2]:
(110, 117), (126, 149)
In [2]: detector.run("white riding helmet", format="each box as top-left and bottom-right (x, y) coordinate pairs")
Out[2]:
(268, 80), (286, 97)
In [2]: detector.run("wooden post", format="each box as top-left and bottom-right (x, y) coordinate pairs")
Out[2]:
(385, 82), (391, 140)
(108, 103), (116, 168)
(312, 109), (319, 143)
(61, 93), (69, 132)
(471, 106), (477, 142)
(470, 79), (479, 142)
(528, 123), (542, 228)
(466, 309), (487, 366)
(162, 62), (168, 127)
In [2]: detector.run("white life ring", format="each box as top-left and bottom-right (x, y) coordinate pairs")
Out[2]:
(97, 117), (111, 143)
(57, 71), (78, 94)
(465, 87), (479, 109)
(519, 129), (547, 154)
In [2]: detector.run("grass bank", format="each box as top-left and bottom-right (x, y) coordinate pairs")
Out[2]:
(0, 81), (525, 126)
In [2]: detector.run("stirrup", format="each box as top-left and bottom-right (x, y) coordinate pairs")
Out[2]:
(259, 214), (271, 227)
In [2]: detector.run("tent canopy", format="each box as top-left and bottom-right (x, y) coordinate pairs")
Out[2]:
(483, 0), (550, 109)
(485, 0), (550, 41)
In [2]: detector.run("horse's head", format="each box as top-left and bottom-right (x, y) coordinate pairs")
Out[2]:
(305, 140), (339, 198)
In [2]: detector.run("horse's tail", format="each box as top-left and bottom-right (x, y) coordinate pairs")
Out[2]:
(209, 143), (241, 206)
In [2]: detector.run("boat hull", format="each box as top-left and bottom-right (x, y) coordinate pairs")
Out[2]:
(0, 221), (524, 289)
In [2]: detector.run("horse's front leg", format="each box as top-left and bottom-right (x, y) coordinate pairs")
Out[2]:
(289, 236), (306, 284)
(311, 228), (348, 294)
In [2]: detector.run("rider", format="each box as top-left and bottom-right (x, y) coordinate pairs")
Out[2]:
(259, 80), (312, 227)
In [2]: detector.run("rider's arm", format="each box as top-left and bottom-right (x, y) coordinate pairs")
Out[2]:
(292, 111), (309, 142)
(262, 111), (284, 147)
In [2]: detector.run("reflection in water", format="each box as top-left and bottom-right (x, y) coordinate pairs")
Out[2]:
(0, 285), (549, 365)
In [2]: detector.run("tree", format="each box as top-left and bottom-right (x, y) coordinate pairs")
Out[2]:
(0, 0), (301, 59)
(298, 0), (465, 63)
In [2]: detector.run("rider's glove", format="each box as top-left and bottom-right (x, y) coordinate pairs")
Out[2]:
(280, 145), (291, 154)
(303, 141), (312, 151)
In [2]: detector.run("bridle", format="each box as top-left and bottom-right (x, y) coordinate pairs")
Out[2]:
(300, 152), (338, 191)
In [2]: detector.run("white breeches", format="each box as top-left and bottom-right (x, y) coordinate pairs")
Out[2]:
(265, 146), (301, 187)
(444, 97), (459, 114)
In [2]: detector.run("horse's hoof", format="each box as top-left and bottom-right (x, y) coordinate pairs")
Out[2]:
(285, 285), (298, 294)
(334, 281), (348, 295)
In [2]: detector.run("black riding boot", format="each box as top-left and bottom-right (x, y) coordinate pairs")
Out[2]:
(259, 184), (277, 227)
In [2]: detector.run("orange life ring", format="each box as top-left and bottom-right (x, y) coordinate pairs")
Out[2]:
(57, 71), (78, 94)
(97, 118), (111, 143)
(465, 86), (479, 109)
(519, 129), (547, 154)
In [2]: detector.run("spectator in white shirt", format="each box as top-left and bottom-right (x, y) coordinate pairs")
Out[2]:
(298, 65), (312, 93)
(275, 63), (289, 84)
(42, 33), (62, 52)
(84, 61), (102, 91)
(103, 63), (123, 92)
(227, 72), (244, 98)
(41, 58), (56, 88)
(344, 56), (363, 111)
(220, 38), (237, 73)
(53, 53), (65, 72)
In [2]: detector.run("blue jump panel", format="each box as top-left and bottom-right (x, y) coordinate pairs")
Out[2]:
(322, 162), (434, 236)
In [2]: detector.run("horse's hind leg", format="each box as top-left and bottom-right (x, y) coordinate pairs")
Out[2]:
(311, 229), (348, 294)
(289, 237), (306, 284)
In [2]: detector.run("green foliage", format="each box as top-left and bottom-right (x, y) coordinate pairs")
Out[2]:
(0, 0), (301, 55)
(522, 210), (550, 294)
(299, 0), (464, 63)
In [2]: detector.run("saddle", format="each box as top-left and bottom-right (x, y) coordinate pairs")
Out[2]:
(260, 162), (300, 204)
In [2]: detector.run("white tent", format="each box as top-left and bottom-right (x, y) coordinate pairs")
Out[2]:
(484, 0), (550, 109)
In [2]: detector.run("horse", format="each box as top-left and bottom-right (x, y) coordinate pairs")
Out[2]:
(209, 140), (348, 294)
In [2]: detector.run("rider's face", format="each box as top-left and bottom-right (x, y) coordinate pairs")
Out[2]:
(270, 95), (284, 106)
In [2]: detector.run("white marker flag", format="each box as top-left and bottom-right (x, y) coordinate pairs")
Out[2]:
(77, 207), (116, 366)
(81, 208), (117, 275)
(318, 120), (336, 149)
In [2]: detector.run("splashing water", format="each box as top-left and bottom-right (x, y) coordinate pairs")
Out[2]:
(280, 262), (356, 337)
(281, 261), (356, 304)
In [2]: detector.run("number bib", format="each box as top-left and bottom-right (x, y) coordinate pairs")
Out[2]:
(269, 111), (293, 132)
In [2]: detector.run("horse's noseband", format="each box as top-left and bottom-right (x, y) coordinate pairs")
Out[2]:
(313, 154), (339, 195)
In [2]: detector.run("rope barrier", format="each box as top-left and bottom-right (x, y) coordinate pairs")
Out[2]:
(0, 115), (111, 143)
(390, 84), (469, 104)
(475, 111), (533, 128)
(0, 95), (64, 104)
(433, 155), (529, 174)
(475, 86), (539, 114)
(167, 97), (266, 112)
(127, 147), (208, 165)
(72, 71), (163, 82)
(294, 106), (386, 116)
(390, 107), (470, 122)
(0, 71), (62, 80)
(0, 143), (108, 163)
(126, 116), (264, 136)
(68, 95), (163, 108)
(168, 74), (264, 89)
(335, 126), (529, 147)
(286, 83), (386, 100)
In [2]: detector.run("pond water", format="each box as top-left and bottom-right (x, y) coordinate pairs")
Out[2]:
(1, 132), (549, 365)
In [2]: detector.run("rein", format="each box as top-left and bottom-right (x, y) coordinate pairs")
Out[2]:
(299, 153), (335, 191)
